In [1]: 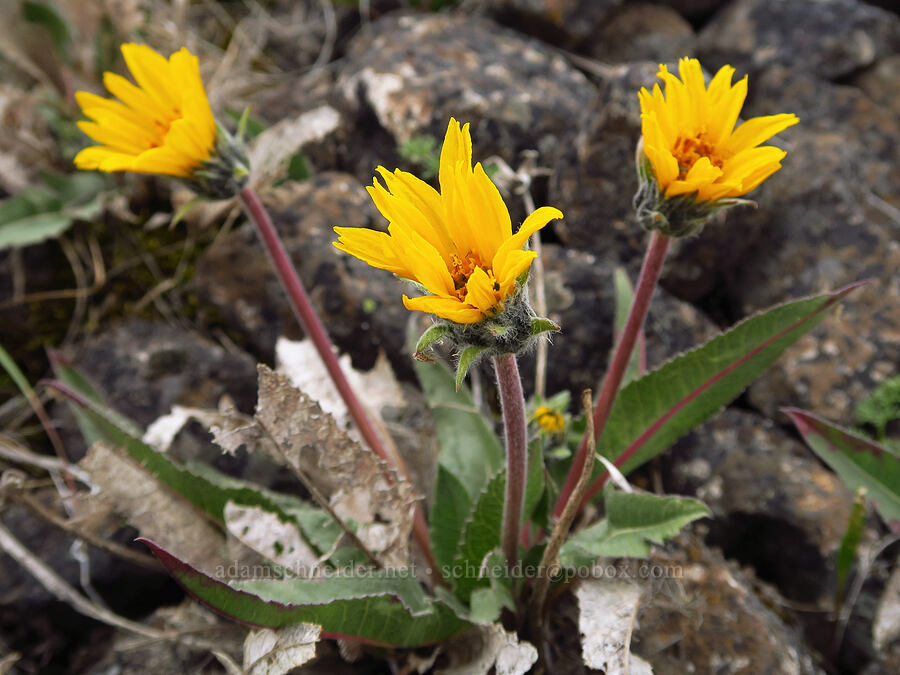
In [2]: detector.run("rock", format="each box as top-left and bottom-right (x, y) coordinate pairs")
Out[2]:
(517, 243), (718, 400)
(585, 4), (695, 64)
(0, 491), (181, 673)
(545, 536), (823, 674)
(192, 173), (412, 376)
(63, 319), (258, 431)
(336, 12), (596, 180)
(852, 54), (900, 120)
(664, 408), (854, 603)
(696, 0), (900, 80)
(480, 0), (622, 48)
(632, 536), (824, 674)
(549, 61), (659, 268)
(717, 67), (900, 423)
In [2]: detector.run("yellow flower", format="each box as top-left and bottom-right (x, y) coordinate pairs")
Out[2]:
(533, 406), (565, 433)
(333, 119), (563, 324)
(74, 43), (216, 178)
(639, 57), (798, 203)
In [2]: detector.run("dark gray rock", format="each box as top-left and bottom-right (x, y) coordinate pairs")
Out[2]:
(852, 54), (900, 121)
(517, 243), (718, 400)
(633, 535), (825, 674)
(64, 319), (258, 431)
(192, 173), (411, 376)
(336, 12), (596, 180)
(585, 4), (695, 64)
(549, 61), (658, 268)
(719, 67), (900, 423)
(696, 0), (900, 80)
(479, 0), (622, 49)
(664, 408), (854, 603)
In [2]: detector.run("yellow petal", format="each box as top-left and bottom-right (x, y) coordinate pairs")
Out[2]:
(664, 156), (723, 197)
(495, 248), (537, 296)
(402, 294), (484, 323)
(492, 206), (562, 277)
(332, 226), (411, 278)
(725, 113), (799, 154)
(120, 43), (179, 116)
(464, 266), (500, 313)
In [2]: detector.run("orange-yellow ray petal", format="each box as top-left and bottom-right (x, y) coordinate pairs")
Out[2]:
(492, 206), (562, 276)
(725, 113), (799, 154)
(463, 266), (500, 314)
(402, 294), (484, 323)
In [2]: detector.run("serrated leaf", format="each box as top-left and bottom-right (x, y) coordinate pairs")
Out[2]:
(586, 283), (862, 498)
(48, 365), (343, 558)
(523, 439), (545, 524)
(412, 344), (503, 501)
(560, 491), (709, 565)
(142, 539), (471, 647)
(456, 345), (489, 391)
(452, 470), (506, 602)
(787, 408), (900, 531)
(431, 466), (473, 571)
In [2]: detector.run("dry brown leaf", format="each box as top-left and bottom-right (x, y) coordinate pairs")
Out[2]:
(223, 502), (320, 575)
(205, 365), (418, 568)
(438, 624), (537, 675)
(576, 579), (651, 674)
(243, 623), (320, 675)
(79, 441), (225, 573)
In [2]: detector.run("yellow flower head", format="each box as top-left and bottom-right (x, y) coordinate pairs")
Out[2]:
(74, 43), (216, 178)
(533, 406), (565, 434)
(639, 57), (798, 203)
(333, 118), (563, 324)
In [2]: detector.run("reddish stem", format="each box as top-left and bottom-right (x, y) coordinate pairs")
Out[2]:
(238, 187), (440, 580)
(553, 230), (670, 518)
(495, 354), (528, 571)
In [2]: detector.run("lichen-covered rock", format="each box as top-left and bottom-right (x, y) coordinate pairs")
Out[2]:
(549, 61), (658, 268)
(719, 67), (900, 423)
(665, 408), (854, 603)
(336, 12), (595, 172)
(64, 319), (258, 431)
(518, 243), (717, 399)
(696, 0), (900, 80)
(585, 4), (695, 64)
(632, 536), (824, 674)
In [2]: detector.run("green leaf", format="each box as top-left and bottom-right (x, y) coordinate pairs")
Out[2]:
(48, 367), (343, 557)
(836, 487), (867, 604)
(23, 1), (71, 60)
(171, 196), (204, 228)
(430, 466), (472, 571)
(413, 350), (503, 501)
(414, 323), (451, 356)
(612, 267), (643, 385)
(142, 539), (471, 647)
(560, 490), (709, 566)
(529, 317), (560, 338)
(451, 470), (505, 602)
(523, 439), (545, 524)
(0, 172), (105, 250)
(787, 408), (900, 531)
(456, 345), (489, 390)
(856, 375), (900, 440)
(589, 283), (862, 495)
(0, 343), (34, 402)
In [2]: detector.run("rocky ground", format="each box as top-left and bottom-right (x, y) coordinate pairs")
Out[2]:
(1, 0), (899, 673)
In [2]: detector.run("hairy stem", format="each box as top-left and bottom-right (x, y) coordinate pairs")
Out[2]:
(238, 187), (440, 580)
(495, 353), (528, 571)
(554, 230), (670, 518)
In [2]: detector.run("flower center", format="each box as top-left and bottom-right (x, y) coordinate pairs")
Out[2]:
(672, 132), (724, 177)
(448, 251), (501, 301)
